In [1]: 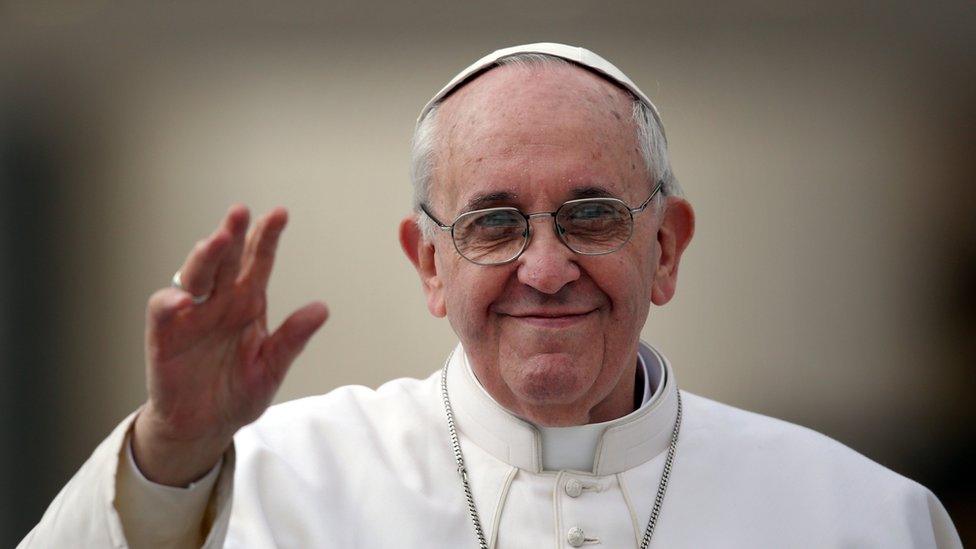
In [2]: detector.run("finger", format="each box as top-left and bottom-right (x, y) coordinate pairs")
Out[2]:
(238, 207), (288, 292)
(212, 204), (251, 295)
(146, 287), (194, 327)
(175, 227), (232, 299)
(258, 301), (329, 384)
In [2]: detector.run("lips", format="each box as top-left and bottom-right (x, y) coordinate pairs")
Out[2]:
(512, 311), (593, 317)
(503, 309), (596, 327)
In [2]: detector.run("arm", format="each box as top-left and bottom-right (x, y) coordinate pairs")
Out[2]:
(115, 420), (228, 548)
(18, 412), (138, 549)
(20, 205), (327, 547)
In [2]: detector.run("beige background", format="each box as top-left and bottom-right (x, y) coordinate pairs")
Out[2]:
(2, 0), (973, 543)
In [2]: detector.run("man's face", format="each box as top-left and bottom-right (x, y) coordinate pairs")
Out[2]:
(414, 64), (676, 426)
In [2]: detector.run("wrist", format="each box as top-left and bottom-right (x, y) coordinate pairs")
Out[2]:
(132, 407), (232, 487)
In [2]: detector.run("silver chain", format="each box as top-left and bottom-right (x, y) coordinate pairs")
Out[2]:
(638, 386), (681, 549)
(440, 359), (682, 549)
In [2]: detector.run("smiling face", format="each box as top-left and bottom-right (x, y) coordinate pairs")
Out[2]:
(401, 62), (693, 426)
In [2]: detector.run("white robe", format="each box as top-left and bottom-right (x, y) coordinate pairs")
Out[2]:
(20, 342), (962, 548)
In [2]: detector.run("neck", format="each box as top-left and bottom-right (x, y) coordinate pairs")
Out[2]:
(472, 352), (641, 427)
(450, 341), (671, 474)
(535, 364), (638, 426)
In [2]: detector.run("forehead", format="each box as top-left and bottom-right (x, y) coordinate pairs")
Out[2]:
(430, 63), (644, 210)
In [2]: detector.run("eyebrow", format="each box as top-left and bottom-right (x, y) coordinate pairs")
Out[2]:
(568, 185), (617, 200)
(461, 191), (518, 212)
(459, 185), (620, 213)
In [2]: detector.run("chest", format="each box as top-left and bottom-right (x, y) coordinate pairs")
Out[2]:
(224, 447), (658, 549)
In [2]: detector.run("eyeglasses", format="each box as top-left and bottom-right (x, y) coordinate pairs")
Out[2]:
(420, 181), (663, 266)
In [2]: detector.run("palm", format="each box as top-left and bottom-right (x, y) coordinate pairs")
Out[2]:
(135, 206), (327, 484)
(147, 295), (271, 438)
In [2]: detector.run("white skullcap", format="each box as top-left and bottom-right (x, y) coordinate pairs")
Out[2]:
(417, 42), (666, 141)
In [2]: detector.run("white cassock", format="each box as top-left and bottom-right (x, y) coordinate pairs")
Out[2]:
(20, 342), (962, 548)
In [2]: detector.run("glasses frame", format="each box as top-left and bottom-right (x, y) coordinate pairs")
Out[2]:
(420, 180), (664, 266)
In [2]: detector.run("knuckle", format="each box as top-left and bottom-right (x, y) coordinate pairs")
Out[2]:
(257, 243), (276, 259)
(226, 287), (264, 321)
(245, 292), (266, 319)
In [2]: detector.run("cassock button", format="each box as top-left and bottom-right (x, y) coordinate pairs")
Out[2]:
(565, 479), (584, 498)
(567, 526), (586, 547)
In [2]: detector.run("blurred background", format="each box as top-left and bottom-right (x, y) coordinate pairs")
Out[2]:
(1, 0), (974, 545)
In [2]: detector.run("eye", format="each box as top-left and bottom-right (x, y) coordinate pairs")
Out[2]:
(454, 210), (525, 248)
(558, 200), (631, 245)
(474, 210), (523, 228)
(567, 201), (618, 221)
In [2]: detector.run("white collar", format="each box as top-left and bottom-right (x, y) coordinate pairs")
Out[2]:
(446, 341), (679, 475)
(535, 348), (662, 471)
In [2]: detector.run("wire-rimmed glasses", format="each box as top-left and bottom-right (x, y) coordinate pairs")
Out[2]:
(420, 181), (664, 266)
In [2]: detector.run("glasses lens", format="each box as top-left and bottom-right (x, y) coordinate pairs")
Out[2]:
(557, 199), (633, 254)
(453, 209), (527, 264)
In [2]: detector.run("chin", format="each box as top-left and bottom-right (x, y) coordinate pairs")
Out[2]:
(506, 353), (593, 406)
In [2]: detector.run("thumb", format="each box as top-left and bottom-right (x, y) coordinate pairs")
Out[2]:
(260, 301), (329, 384)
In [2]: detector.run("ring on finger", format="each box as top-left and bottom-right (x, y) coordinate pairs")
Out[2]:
(171, 270), (210, 305)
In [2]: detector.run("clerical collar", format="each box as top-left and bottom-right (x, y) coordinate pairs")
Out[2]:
(534, 348), (662, 471)
(446, 341), (679, 475)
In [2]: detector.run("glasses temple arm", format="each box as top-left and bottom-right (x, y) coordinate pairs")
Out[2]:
(419, 204), (452, 230)
(632, 180), (665, 213)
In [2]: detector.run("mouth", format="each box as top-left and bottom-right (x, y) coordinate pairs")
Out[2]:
(503, 309), (597, 328)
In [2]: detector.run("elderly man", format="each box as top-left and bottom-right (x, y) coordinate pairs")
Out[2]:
(21, 43), (961, 548)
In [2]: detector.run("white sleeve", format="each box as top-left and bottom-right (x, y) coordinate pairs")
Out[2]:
(115, 426), (220, 548)
(17, 409), (237, 549)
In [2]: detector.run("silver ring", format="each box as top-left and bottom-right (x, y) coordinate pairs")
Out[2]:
(171, 270), (210, 305)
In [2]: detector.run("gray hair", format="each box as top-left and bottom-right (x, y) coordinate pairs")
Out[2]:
(410, 53), (683, 239)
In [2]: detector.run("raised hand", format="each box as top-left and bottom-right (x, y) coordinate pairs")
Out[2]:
(131, 205), (328, 486)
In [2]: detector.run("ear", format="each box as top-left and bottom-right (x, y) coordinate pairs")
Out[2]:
(651, 197), (695, 306)
(399, 215), (447, 318)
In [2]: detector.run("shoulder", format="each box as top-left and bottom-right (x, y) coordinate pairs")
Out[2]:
(224, 370), (467, 536)
(676, 391), (959, 544)
(236, 370), (443, 454)
(680, 390), (926, 496)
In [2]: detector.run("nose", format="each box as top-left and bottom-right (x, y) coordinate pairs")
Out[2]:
(516, 216), (581, 294)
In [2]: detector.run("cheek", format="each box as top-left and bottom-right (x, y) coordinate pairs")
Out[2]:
(594, 252), (654, 320)
(440, 260), (510, 327)
(627, 229), (659, 290)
